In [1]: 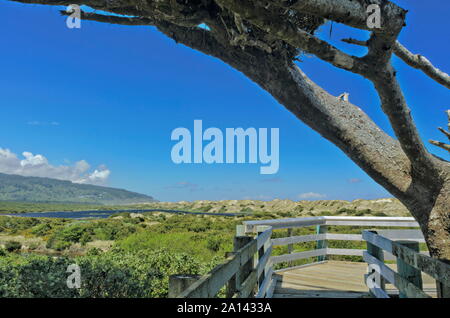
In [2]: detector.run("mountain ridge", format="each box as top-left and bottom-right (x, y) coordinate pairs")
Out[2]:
(0, 173), (156, 205)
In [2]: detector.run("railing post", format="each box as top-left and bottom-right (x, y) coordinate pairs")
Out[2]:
(437, 281), (450, 298)
(396, 241), (422, 298)
(226, 225), (253, 298)
(287, 228), (293, 254)
(257, 227), (266, 290)
(316, 225), (327, 262)
(366, 230), (385, 297)
(287, 228), (293, 266)
(168, 274), (201, 298)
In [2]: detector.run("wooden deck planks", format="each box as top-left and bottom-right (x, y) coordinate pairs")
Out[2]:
(272, 261), (437, 298)
(273, 261), (369, 297)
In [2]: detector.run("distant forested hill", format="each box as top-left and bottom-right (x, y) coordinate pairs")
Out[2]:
(0, 173), (156, 204)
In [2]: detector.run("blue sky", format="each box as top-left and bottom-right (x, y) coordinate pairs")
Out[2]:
(0, 1), (449, 202)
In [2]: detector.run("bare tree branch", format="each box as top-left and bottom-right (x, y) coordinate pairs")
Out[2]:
(215, 0), (365, 73)
(343, 38), (450, 89)
(438, 127), (450, 141)
(344, 36), (448, 170)
(342, 38), (367, 46)
(60, 10), (154, 26)
(274, 0), (406, 34)
(274, 0), (406, 65)
(339, 41), (434, 173)
(370, 66), (437, 172)
(11, 0), (210, 27)
(430, 110), (450, 154)
(430, 140), (450, 153)
(259, 2), (439, 190)
(393, 42), (450, 90)
(231, 57), (414, 198)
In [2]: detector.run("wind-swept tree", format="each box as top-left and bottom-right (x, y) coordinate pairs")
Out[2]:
(7, 0), (449, 288)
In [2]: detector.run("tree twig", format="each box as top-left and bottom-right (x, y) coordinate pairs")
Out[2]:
(343, 38), (450, 89)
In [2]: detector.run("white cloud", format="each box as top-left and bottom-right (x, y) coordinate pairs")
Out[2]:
(75, 165), (111, 185)
(21, 151), (48, 167)
(298, 192), (327, 200)
(0, 147), (110, 186)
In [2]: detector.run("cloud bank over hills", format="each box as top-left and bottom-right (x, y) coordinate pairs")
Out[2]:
(0, 148), (110, 186)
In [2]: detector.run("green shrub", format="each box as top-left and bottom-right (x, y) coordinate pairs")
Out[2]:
(336, 208), (350, 214)
(294, 206), (304, 213)
(0, 249), (207, 298)
(80, 232), (92, 246)
(0, 255), (78, 297)
(86, 247), (103, 256)
(0, 216), (41, 234)
(5, 241), (22, 252)
(47, 239), (71, 251)
(318, 211), (333, 216)
(200, 205), (213, 212)
(31, 223), (52, 236)
(206, 237), (222, 252)
(60, 225), (85, 243)
(116, 230), (231, 262)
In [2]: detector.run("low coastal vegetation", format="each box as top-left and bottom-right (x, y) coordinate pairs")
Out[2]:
(0, 200), (410, 297)
(0, 197), (410, 216)
(0, 201), (106, 214)
(0, 212), (230, 297)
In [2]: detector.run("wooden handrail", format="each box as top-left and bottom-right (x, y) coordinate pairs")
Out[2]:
(243, 216), (419, 232)
(172, 216), (437, 298)
(271, 248), (327, 264)
(244, 217), (422, 270)
(362, 230), (450, 285)
(362, 230), (450, 298)
(363, 251), (430, 298)
(174, 226), (274, 298)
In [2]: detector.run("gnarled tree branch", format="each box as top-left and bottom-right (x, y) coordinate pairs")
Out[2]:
(60, 10), (154, 25)
(274, 0), (406, 34)
(215, 0), (368, 74)
(394, 42), (450, 90)
(343, 38), (450, 89)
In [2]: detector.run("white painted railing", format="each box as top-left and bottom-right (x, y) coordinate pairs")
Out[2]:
(174, 216), (438, 298)
(363, 230), (450, 298)
(243, 216), (422, 268)
(171, 225), (274, 298)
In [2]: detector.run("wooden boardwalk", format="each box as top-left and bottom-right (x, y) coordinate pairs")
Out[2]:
(272, 261), (437, 298)
(173, 217), (448, 298)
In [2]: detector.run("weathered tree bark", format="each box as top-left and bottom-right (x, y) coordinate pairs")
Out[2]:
(7, 0), (450, 276)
